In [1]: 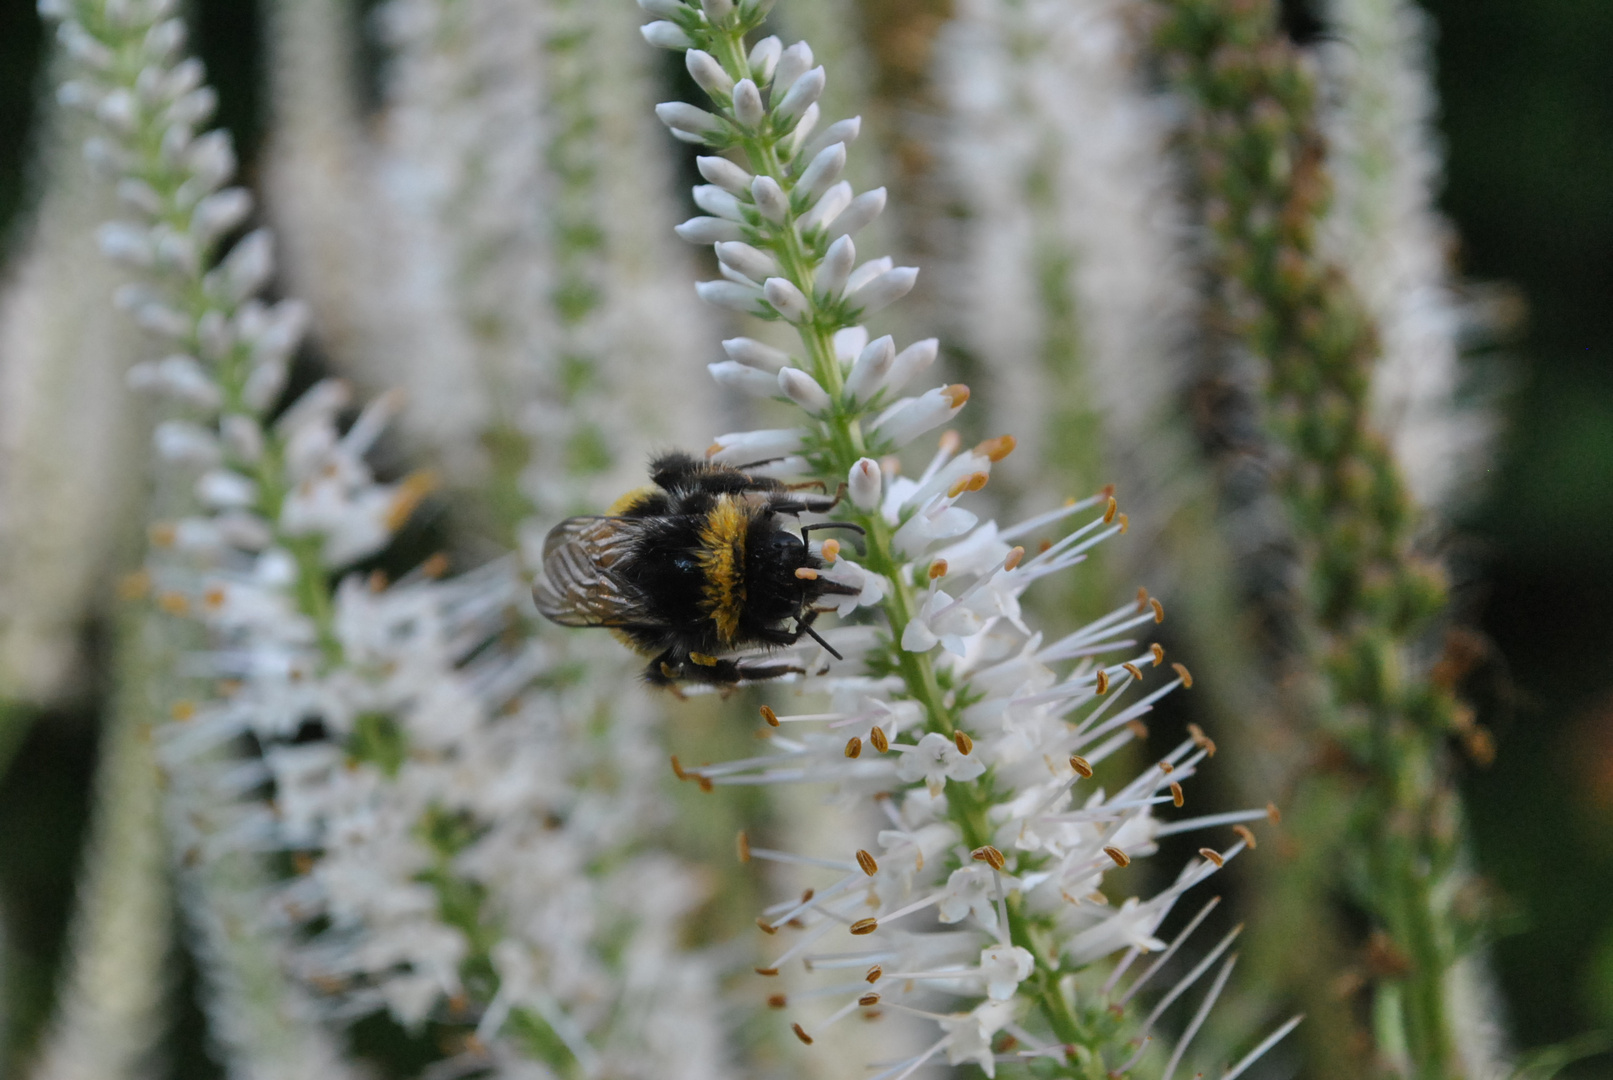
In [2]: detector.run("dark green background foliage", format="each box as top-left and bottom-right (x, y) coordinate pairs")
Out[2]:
(0, 0), (1608, 1075)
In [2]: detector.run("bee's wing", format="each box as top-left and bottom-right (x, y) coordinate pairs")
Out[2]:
(534, 516), (658, 628)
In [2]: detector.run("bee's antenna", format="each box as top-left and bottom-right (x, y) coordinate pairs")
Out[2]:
(801, 623), (844, 661)
(800, 521), (866, 538)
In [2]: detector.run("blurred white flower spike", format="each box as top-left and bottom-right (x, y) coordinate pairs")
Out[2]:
(44, 0), (732, 1075)
(639, 0), (1301, 1074)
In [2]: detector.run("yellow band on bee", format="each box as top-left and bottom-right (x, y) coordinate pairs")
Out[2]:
(697, 497), (748, 644)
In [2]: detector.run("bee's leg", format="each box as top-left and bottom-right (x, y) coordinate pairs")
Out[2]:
(644, 649), (690, 689)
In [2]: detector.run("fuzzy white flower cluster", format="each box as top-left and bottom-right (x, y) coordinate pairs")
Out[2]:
(639, 1), (1300, 1074)
(45, 0), (732, 1074)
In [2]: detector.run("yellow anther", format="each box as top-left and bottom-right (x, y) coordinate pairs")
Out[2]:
(849, 918), (879, 936)
(954, 730), (974, 755)
(795, 566), (820, 580)
(1234, 824), (1257, 849)
(942, 384), (970, 408)
(856, 850), (879, 876)
(869, 726), (889, 752)
(1172, 662), (1193, 688)
(1170, 782), (1184, 807)
(820, 538), (841, 562)
(761, 705), (780, 726)
(1103, 497), (1117, 524)
(929, 559), (948, 580)
(1104, 846), (1130, 868)
(1004, 546), (1025, 571)
(1069, 755), (1093, 778)
(1199, 847), (1225, 868)
(976, 434), (1016, 461)
(737, 831), (752, 862)
(845, 736), (863, 758)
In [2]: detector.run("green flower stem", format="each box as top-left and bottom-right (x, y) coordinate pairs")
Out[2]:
(702, 19), (1119, 1070)
(1152, 1), (1470, 1074)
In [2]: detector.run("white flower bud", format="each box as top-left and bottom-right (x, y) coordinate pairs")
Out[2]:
(750, 175), (788, 223)
(693, 184), (746, 221)
(885, 338), (938, 393)
(218, 228), (274, 301)
(95, 87), (139, 131)
(165, 85), (217, 127)
(796, 141), (846, 202)
(778, 367), (831, 413)
(154, 421), (221, 466)
(221, 414), (265, 463)
(831, 187), (887, 237)
(845, 256), (892, 295)
(97, 221), (154, 265)
(773, 66), (825, 127)
(191, 187), (252, 242)
(848, 458), (882, 511)
(696, 279), (767, 315)
(655, 101), (723, 139)
(797, 180), (852, 235)
(748, 35), (782, 82)
(685, 49), (733, 96)
(722, 337), (791, 370)
(696, 155), (752, 194)
(708, 361), (781, 397)
(196, 468), (259, 510)
(813, 234), (855, 300)
(640, 20), (692, 49)
(731, 78), (764, 128)
(772, 42), (814, 102)
(844, 335), (895, 402)
(708, 428), (806, 465)
(763, 277), (811, 323)
(715, 241), (778, 283)
(847, 265), (918, 315)
(183, 130), (234, 191)
(637, 0), (686, 16)
(142, 18), (185, 60)
(674, 216), (745, 244)
(804, 116), (861, 161)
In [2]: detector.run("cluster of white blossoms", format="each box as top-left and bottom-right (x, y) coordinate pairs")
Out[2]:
(640, 1), (1300, 1075)
(44, 0), (731, 1075)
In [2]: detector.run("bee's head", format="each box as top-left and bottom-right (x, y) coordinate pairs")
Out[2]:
(744, 522), (815, 623)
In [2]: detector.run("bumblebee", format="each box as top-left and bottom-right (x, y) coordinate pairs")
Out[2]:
(533, 452), (864, 686)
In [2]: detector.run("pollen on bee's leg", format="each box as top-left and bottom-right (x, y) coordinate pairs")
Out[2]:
(689, 652), (719, 667)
